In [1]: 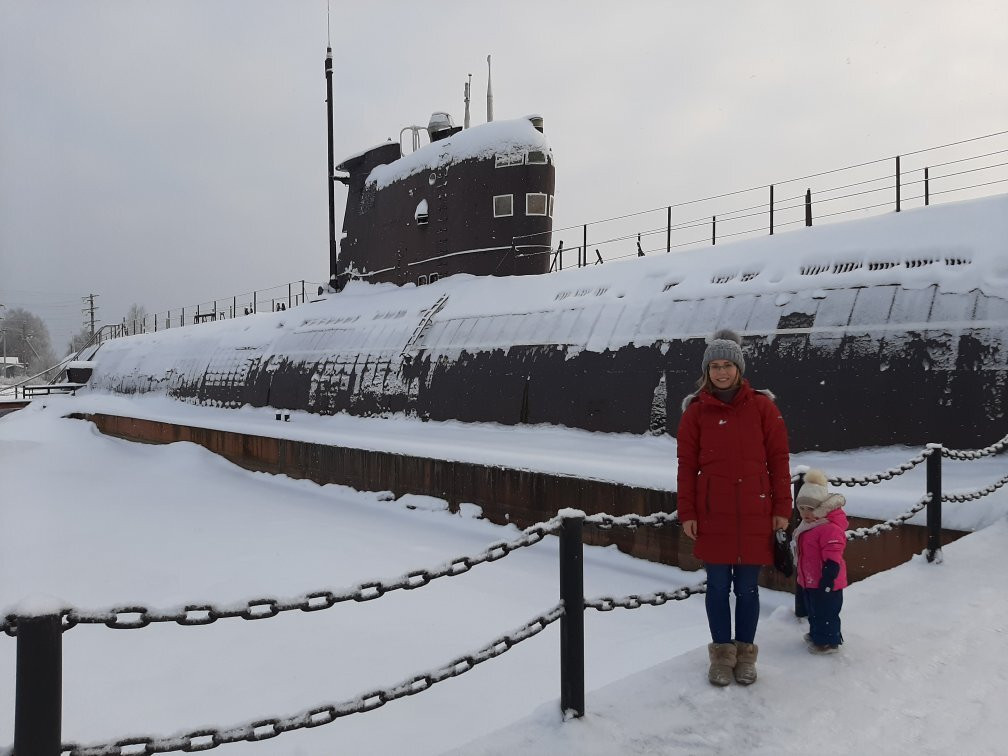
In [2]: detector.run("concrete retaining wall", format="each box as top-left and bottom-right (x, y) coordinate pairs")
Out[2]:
(73, 412), (966, 589)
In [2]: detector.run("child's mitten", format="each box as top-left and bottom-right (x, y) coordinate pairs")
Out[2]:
(819, 559), (840, 592)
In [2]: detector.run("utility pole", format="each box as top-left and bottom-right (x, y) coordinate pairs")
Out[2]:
(81, 294), (98, 337)
(0, 303), (7, 383)
(22, 322), (41, 361)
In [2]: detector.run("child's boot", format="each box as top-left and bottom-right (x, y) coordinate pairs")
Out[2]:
(734, 641), (758, 684)
(707, 642), (737, 686)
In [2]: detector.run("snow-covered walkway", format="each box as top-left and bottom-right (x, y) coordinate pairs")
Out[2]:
(2, 399), (1007, 754)
(452, 520), (1008, 755)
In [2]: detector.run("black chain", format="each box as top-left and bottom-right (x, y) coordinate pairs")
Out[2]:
(586, 581), (706, 611)
(583, 511), (679, 529)
(59, 604), (564, 755)
(0, 518), (563, 638)
(792, 447), (935, 488)
(846, 494), (931, 540)
(941, 470), (1008, 502)
(942, 432), (1008, 460)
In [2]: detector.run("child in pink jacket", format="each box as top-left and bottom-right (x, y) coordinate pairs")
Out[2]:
(793, 469), (848, 653)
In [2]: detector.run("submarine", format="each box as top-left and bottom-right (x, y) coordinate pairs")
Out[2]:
(72, 51), (1008, 453)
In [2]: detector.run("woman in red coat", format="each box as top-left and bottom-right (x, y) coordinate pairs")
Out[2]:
(676, 329), (792, 686)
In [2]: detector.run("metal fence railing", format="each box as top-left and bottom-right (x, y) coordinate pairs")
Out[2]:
(525, 129), (1008, 271)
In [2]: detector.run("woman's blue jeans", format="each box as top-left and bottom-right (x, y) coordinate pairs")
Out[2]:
(704, 563), (761, 644)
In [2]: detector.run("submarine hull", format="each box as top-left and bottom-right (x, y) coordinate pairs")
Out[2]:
(83, 194), (1008, 453)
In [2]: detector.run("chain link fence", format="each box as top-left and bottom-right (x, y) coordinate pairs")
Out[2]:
(0, 518), (562, 639)
(584, 511), (679, 529)
(791, 446), (935, 488)
(7, 430), (1008, 752)
(586, 582), (706, 612)
(60, 605), (564, 756)
(940, 470), (1008, 502)
(846, 494), (932, 540)
(942, 431), (1008, 460)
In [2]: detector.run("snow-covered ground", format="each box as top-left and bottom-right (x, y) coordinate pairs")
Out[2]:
(3, 398), (1008, 754)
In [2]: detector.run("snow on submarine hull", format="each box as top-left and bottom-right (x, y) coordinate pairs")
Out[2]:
(80, 193), (1008, 453)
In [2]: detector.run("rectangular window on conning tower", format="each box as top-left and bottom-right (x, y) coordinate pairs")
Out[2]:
(494, 194), (514, 217)
(526, 193), (548, 216)
(526, 150), (547, 164)
(495, 153), (524, 168)
(548, 195), (554, 217)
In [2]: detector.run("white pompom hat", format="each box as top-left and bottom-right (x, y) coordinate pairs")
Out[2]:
(796, 469), (846, 518)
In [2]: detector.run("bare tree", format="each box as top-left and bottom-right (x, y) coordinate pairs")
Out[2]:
(124, 303), (148, 334)
(1, 307), (57, 377)
(67, 327), (94, 355)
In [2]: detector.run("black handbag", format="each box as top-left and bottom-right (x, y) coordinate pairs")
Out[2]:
(773, 528), (794, 577)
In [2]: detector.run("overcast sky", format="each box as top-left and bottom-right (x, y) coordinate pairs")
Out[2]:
(2, 0), (1006, 354)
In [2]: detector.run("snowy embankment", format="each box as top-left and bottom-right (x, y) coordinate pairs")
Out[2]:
(2, 400), (1008, 754)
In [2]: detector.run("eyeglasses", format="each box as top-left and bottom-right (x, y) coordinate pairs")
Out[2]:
(708, 362), (737, 372)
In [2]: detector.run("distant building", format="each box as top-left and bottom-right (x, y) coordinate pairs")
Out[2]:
(0, 356), (25, 378)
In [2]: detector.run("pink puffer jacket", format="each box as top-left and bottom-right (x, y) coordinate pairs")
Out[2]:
(795, 508), (849, 590)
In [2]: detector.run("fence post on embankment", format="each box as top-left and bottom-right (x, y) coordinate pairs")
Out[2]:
(559, 509), (585, 719)
(14, 612), (62, 755)
(926, 443), (943, 563)
(792, 472), (805, 616)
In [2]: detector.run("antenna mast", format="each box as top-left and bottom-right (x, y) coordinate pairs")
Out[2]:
(464, 73), (472, 129)
(486, 55), (493, 123)
(325, 39), (337, 283)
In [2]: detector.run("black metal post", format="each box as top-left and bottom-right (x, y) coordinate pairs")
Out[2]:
(666, 206), (671, 253)
(582, 225), (587, 268)
(895, 155), (901, 212)
(15, 613), (62, 754)
(926, 444), (943, 562)
(711, 216), (716, 245)
(925, 167), (930, 206)
(559, 512), (585, 718)
(253, 292), (257, 313)
(805, 189), (812, 227)
(769, 185), (774, 235)
(288, 283), (292, 308)
(792, 473), (805, 616)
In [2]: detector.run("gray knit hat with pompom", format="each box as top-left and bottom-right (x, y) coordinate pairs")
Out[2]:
(702, 328), (745, 376)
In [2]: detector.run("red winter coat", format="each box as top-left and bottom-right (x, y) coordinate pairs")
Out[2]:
(676, 380), (792, 565)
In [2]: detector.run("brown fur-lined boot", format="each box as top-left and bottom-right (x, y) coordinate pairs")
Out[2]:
(707, 642), (737, 686)
(734, 641), (758, 685)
